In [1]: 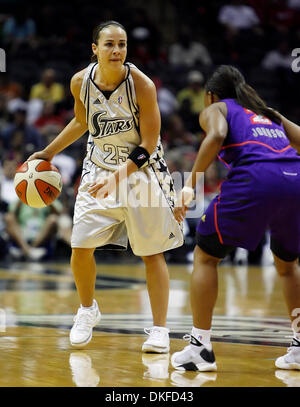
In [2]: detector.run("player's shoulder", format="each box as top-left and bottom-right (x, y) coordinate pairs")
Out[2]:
(128, 63), (156, 96)
(203, 101), (227, 116)
(70, 67), (90, 98)
(71, 67), (87, 89)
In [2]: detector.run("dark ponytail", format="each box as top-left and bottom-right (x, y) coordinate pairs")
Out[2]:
(91, 20), (126, 62)
(205, 65), (281, 125)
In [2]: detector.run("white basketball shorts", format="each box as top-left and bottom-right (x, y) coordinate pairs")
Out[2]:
(71, 157), (183, 256)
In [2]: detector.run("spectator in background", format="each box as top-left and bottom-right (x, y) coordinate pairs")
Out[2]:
(0, 156), (19, 206)
(268, 0), (300, 35)
(2, 9), (37, 53)
(0, 73), (23, 102)
(169, 30), (212, 68)
(1, 107), (43, 161)
(4, 199), (62, 261)
(127, 8), (162, 66)
(261, 40), (293, 70)
(218, 0), (263, 70)
(29, 68), (65, 104)
(0, 155), (61, 261)
(218, 0), (260, 34)
(34, 101), (65, 132)
(151, 76), (179, 127)
(1, 107), (42, 159)
(162, 113), (198, 152)
(177, 70), (206, 133)
(0, 94), (10, 133)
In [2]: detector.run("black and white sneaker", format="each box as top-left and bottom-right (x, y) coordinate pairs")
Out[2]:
(275, 338), (300, 370)
(171, 334), (217, 372)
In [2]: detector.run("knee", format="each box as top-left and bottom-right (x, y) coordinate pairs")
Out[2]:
(72, 247), (95, 260)
(275, 258), (298, 276)
(194, 246), (221, 267)
(141, 253), (164, 267)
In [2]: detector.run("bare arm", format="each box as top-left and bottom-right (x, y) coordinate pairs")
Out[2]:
(186, 103), (228, 189)
(280, 115), (300, 153)
(174, 103), (228, 222)
(28, 70), (88, 161)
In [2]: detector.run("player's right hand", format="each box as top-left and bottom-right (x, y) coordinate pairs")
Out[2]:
(27, 150), (52, 162)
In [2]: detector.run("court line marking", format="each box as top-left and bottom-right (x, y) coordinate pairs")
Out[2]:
(0, 314), (292, 347)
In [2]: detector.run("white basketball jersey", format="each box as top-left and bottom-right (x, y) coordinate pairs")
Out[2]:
(80, 62), (164, 171)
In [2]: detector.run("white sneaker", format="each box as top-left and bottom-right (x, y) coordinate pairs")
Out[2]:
(171, 334), (217, 372)
(70, 300), (101, 348)
(142, 326), (170, 353)
(28, 247), (46, 261)
(9, 246), (23, 259)
(275, 338), (300, 370)
(142, 354), (169, 380)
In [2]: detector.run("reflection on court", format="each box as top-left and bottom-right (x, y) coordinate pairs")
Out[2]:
(0, 260), (298, 387)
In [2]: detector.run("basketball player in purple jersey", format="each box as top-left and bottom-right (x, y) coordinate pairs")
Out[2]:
(171, 65), (300, 371)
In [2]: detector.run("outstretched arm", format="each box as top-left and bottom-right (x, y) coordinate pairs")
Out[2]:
(174, 103), (228, 222)
(186, 103), (228, 189)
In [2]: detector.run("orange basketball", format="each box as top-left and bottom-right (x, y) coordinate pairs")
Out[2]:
(14, 159), (62, 208)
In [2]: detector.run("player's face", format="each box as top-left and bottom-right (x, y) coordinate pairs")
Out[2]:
(92, 26), (127, 68)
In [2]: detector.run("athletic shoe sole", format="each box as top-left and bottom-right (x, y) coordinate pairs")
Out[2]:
(171, 353), (217, 372)
(142, 344), (170, 354)
(70, 331), (93, 349)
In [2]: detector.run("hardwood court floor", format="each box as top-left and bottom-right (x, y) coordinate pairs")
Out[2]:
(0, 260), (299, 387)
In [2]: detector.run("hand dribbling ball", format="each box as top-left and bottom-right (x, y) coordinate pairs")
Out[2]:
(14, 159), (62, 208)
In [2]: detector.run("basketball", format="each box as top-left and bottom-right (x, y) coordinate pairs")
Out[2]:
(14, 159), (62, 208)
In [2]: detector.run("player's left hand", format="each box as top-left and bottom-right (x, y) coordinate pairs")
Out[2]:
(88, 174), (116, 199)
(173, 205), (188, 223)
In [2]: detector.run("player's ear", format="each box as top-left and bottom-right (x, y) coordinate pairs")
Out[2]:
(91, 43), (97, 55)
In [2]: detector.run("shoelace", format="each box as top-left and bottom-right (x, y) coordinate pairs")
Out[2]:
(182, 334), (203, 352)
(73, 310), (96, 331)
(144, 327), (164, 339)
(287, 338), (300, 353)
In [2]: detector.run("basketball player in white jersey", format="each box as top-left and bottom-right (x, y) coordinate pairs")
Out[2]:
(28, 21), (183, 352)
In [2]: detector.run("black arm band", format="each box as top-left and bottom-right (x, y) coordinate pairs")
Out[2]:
(128, 146), (150, 168)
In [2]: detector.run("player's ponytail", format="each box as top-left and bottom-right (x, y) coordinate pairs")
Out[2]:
(205, 65), (281, 125)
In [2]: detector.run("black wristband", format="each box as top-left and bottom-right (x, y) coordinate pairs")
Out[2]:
(128, 146), (150, 168)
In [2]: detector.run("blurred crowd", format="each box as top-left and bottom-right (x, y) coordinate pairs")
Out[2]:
(0, 0), (299, 264)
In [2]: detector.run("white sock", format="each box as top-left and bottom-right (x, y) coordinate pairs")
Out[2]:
(191, 327), (212, 347)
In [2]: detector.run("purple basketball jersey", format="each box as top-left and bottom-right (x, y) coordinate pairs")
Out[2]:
(218, 99), (300, 168)
(197, 99), (300, 256)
